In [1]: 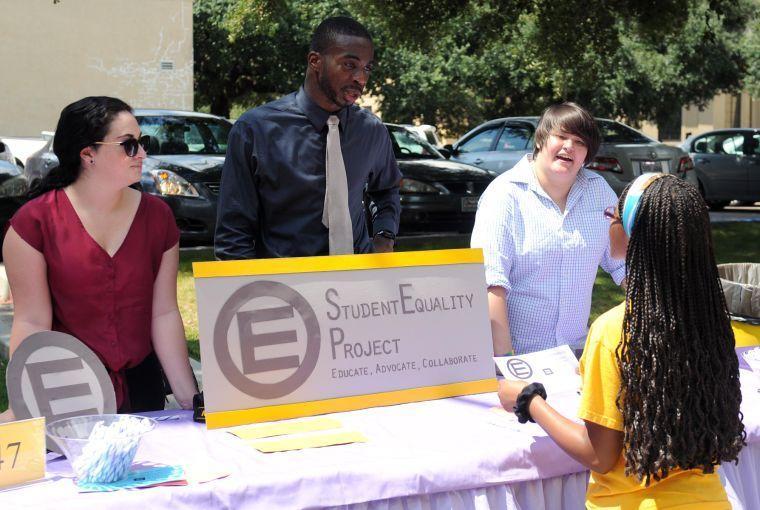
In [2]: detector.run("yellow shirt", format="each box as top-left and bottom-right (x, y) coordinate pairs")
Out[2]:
(578, 303), (730, 509)
(732, 320), (760, 347)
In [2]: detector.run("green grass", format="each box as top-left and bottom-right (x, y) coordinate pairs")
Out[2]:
(2, 222), (759, 412)
(589, 222), (760, 323)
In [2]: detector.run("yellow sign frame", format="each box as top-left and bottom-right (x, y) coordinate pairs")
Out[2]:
(194, 248), (495, 429)
(193, 248), (484, 278)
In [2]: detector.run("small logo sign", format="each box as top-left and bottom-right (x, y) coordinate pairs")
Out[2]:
(6, 331), (116, 452)
(213, 281), (321, 399)
(506, 358), (533, 379)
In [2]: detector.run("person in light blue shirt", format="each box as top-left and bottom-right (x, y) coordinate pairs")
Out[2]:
(471, 103), (625, 355)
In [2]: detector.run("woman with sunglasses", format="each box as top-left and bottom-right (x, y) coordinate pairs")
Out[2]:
(498, 174), (745, 508)
(0, 96), (198, 421)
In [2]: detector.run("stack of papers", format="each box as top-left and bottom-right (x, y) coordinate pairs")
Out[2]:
(225, 417), (367, 453)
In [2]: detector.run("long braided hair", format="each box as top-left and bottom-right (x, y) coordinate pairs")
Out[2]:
(615, 175), (745, 485)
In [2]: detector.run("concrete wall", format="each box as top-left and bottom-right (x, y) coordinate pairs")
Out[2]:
(640, 92), (760, 143)
(0, 0), (193, 137)
(682, 92), (760, 139)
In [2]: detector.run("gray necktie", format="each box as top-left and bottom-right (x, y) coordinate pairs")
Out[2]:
(322, 115), (354, 255)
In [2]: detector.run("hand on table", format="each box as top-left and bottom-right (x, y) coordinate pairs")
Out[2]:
(372, 235), (394, 253)
(497, 379), (528, 412)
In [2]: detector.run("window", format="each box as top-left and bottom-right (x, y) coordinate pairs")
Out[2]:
(137, 115), (231, 155)
(693, 133), (744, 156)
(597, 121), (652, 144)
(496, 125), (532, 152)
(749, 134), (760, 155)
(388, 126), (439, 159)
(458, 127), (500, 153)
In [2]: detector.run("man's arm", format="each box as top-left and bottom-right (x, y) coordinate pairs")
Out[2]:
(471, 181), (516, 355)
(214, 120), (259, 260)
(366, 126), (402, 250)
(488, 286), (514, 355)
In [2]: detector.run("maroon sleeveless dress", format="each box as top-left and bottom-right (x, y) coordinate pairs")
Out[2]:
(10, 189), (179, 411)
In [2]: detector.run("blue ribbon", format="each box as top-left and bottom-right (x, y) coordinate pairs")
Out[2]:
(621, 173), (666, 236)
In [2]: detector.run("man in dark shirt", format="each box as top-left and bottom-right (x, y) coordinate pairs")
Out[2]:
(214, 16), (401, 260)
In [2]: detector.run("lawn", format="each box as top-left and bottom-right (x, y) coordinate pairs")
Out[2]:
(1, 222), (759, 412)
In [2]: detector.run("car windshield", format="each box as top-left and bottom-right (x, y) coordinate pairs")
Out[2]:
(597, 120), (653, 144)
(138, 115), (231, 156)
(387, 126), (442, 159)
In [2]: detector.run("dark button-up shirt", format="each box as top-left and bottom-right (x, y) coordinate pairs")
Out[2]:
(214, 88), (401, 259)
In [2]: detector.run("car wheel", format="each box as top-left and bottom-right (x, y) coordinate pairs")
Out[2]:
(698, 180), (729, 211)
(707, 200), (729, 211)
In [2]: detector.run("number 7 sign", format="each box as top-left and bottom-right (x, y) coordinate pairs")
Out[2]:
(0, 417), (45, 488)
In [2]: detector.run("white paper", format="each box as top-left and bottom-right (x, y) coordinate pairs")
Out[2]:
(494, 345), (581, 396)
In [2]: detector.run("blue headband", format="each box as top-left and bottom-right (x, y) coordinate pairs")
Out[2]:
(621, 173), (666, 236)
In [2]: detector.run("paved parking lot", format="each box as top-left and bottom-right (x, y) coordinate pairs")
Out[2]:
(710, 204), (760, 223)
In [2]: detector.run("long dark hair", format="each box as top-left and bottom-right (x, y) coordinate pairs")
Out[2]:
(616, 175), (745, 484)
(28, 96), (132, 198)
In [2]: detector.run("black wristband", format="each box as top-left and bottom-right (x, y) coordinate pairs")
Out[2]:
(513, 382), (547, 424)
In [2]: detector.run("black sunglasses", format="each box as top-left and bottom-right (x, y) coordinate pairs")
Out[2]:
(93, 135), (149, 157)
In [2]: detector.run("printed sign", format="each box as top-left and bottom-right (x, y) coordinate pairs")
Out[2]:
(0, 417), (45, 489)
(6, 331), (116, 451)
(494, 345), (580, 395)
(194, 249), (496, 428)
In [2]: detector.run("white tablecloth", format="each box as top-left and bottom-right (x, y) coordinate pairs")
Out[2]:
(2, 369), (758, 509)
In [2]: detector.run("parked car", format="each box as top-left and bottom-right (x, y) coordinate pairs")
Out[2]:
(680, 129), (760, 209)
(0, 139), (29, 236)
(445, 117), (697, 196)
(23, 132), (56, 185)
(385, 123), (495, 233)
(401, 124), (443, 148)
(25, 109), (231, 244)
(0, 139), (15, 166)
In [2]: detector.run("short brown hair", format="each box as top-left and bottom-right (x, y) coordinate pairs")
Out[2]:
(533, 102), (600, 164)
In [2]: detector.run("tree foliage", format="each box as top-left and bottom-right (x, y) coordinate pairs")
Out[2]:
(745, 15), (760, 98)
(193, 0), (757, 135)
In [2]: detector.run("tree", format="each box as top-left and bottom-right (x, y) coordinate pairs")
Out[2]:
(193, 0), (757, 135)
(744, 16), (760, 98)
(194, 0), (317, 117)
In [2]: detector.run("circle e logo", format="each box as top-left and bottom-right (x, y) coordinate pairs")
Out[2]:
(213, 281), (320, 399)
(506, 358), (533, 379)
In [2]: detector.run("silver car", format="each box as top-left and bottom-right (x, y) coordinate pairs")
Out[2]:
(23, 131), (56, 187)
(24, 110), (232, 244)
(680, 129), (760, 209)
(446, 117), (697, 196)
(0, 139), (29, 233)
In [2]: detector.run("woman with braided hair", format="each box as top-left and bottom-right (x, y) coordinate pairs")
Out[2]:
(498, 173), (745, 508)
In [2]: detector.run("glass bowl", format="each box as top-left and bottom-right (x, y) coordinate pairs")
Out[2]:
(46, 414), (156, 484)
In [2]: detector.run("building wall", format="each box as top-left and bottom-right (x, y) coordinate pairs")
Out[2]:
(0, 0), (193, 137)
(640, 92), (760, 143)
(682, 93), (760, 139)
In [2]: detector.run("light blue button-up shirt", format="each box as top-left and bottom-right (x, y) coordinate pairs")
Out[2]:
(471, 155), (626, 353)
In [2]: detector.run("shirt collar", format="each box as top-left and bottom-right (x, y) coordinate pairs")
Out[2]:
(296, 86), (349, 132)
(509, 155), (542, 194)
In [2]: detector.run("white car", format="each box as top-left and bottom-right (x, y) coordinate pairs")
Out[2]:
(0, 139), (29, 233)
(401, 124), (443, 148)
